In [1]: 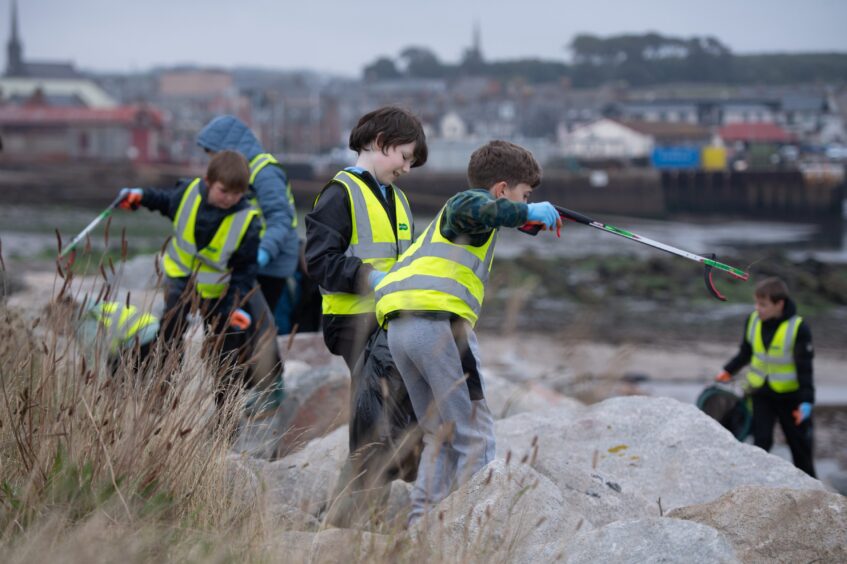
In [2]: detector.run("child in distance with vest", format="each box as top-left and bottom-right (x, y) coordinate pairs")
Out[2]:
(374, 140), (561, 526)
(117, 150), (264, 407)
(715, 276), (816, 477)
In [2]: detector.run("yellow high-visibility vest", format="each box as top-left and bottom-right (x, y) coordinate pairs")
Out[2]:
(318, 170), (413, 316)
(746, 312), (803, 393)
(249, 153), (298, 234)
(89, 301), (159, 354)
(162, 178), (259, 298)
(375, 207), (497, 327)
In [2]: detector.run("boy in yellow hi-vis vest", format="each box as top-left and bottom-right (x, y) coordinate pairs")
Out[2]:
(117, 150), (263, 407)
(374, 140), (561, 526)
(304, 106), (428, 371)
(716, 277), (816, 477)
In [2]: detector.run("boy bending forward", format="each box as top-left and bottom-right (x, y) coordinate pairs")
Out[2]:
(374, 140), (561, 525)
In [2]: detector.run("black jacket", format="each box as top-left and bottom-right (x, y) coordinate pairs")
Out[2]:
(724, 298), (814, 403)
(304, 170), (413, 345)
(141, 179), (260, 314)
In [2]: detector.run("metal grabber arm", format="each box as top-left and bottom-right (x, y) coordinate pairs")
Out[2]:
(519, 205), (750, 301)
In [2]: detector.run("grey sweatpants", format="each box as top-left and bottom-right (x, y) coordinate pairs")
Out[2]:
(387, 315), (495, 525)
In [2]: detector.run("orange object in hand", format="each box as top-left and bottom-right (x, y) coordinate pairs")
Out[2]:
(229, 308), (252, 330)
(715, 370), (732, 383)
(117, 188), (143, 210)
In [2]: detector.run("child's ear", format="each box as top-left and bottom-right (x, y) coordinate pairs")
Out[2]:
(203, 175), (210, 186)
(374, 132), (386, 153)
(491, 181), (509, 198)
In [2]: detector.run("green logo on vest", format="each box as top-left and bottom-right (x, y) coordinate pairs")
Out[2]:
(399, 223), (409, 231)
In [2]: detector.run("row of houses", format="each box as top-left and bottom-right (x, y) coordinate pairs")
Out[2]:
(1, 1), (845, 170)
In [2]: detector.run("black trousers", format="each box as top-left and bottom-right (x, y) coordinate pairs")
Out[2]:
(257, 274), (287, 314)
(751, 390), (816, 478)
(160, 282), (251, 408)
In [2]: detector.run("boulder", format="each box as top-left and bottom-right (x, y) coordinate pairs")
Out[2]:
(668, 485), (847, 564)
(222, 453), (264, 512)
(262, 529), (393, 563)
(280, 332), (344, 369)
(263, 503), (321, 532)
(106, 254), (161, 291)
(483, 371), (583, 419)
(384, 479), (413, 529)
(415, 459), (589, 563)
(273, 363), (350, 456)
(495, 397), (824, 515)
(562, 517), (740, 564)
(262, 425), (348, 516)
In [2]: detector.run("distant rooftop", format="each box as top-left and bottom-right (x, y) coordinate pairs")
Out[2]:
(718, 122), (793, 143)
(0, 77), (117, 108)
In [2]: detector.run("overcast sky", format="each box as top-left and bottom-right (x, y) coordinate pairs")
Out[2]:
(5, 0), (847, 77)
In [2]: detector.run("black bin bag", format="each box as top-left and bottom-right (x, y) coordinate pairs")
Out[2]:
(349, 327), (421, 486)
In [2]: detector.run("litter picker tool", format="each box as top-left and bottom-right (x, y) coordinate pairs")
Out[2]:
(58, 194), (124, 259)
(519, 204), (750, 301)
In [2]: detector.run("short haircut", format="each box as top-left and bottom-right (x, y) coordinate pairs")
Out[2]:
(206, 150), (250, 193)
(755, 276), (790, 303)
(349, 106), (428, 167)
(467, 140), (542, 189)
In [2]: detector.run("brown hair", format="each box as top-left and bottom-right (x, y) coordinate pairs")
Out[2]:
(349, 106), (428, 168)
(206, 149), (250, 193)
(755, 276), (790, 303)
(467, 140), (541, 189)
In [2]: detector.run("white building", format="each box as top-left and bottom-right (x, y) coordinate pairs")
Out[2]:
(559, 118), (653, 160)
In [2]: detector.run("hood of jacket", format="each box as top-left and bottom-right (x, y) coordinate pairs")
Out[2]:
(197, 115), (263, 161)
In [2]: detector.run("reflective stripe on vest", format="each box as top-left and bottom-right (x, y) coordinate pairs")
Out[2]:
(249, 152), (298, 231)
(161, 178), (259, 298)
(375, 207), (497, 327)
(91, 301), (158, 354)
(745, 312), (803, 393)
(319, 171), (413, 316)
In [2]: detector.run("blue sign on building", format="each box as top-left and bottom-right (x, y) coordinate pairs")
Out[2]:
(651, 146), (700, 169)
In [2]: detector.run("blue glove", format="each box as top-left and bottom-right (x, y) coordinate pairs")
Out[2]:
(368, 270), (386, 290)
(257, 248), (271, 268)
(527, 202), (559, 230)
(793, 402), (812, 425)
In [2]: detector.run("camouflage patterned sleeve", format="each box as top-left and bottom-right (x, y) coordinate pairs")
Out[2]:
(443, 189), (529, 236)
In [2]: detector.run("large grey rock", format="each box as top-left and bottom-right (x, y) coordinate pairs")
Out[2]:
(496, 397), (824, 514)
(223, 453), (265, 512)
(415, 459), (589, 564)
(384, 479), (413, 529)
(262, 529), (393, 563)
(107, 254), (161, 291)
(262, 425), (348, 516)
(280, 332), (345, 368)
(495, 404), (654, 527)
(668, 485), (847, 564)
(562, 517), (740, 564)
(308, 528), (391, 563)
(484, 371), (583, 419)
(274, 363), (350, 456)
(263, 502), (321, 532)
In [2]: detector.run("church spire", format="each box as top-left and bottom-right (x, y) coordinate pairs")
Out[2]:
(6, 0), (25, 76)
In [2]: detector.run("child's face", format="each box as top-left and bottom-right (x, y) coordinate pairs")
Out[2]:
(206, 180), (243, 209)
(494, 182), (534, 203)
(370, 141), (417, 185)
(755, 295), (784, 320)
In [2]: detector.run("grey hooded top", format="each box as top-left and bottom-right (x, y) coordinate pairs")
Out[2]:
(197, 115), (298, 278)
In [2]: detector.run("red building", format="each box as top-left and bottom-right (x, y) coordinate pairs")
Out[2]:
(0, 104), (166, 163)
(718, 122), (794, 144)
